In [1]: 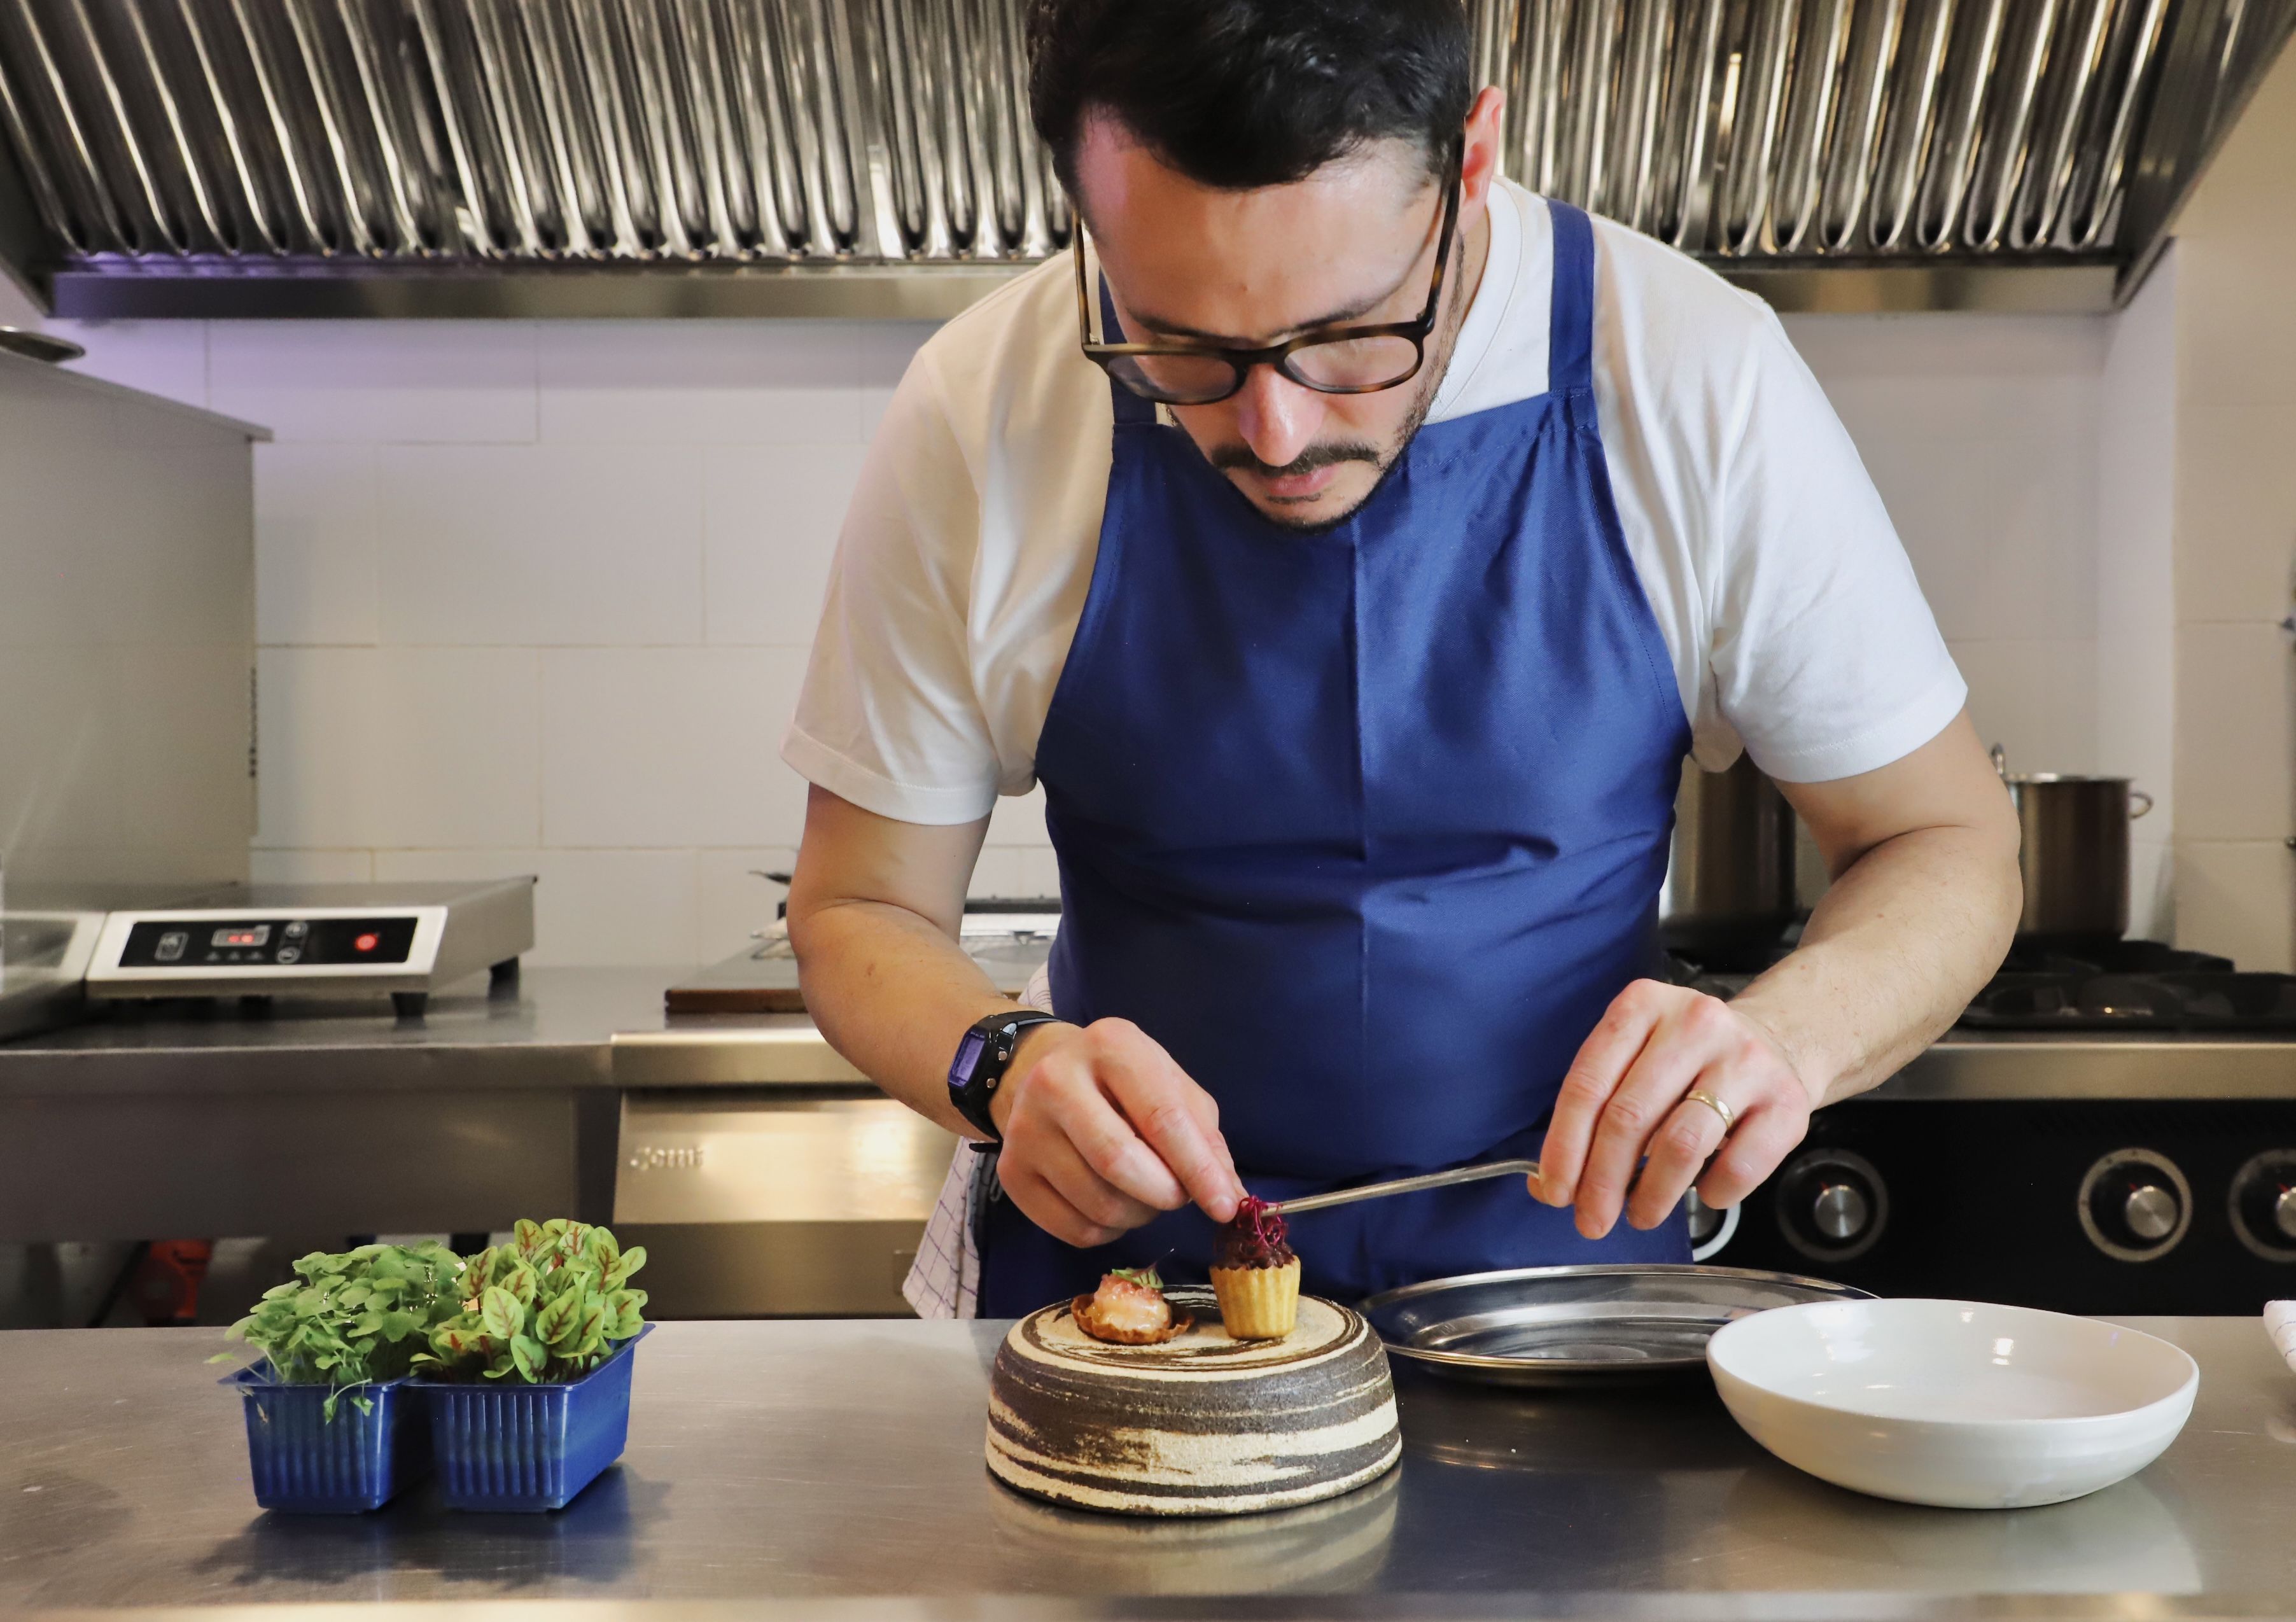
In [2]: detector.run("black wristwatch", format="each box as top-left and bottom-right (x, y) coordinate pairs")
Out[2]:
(947, 1009), (1063, 1144)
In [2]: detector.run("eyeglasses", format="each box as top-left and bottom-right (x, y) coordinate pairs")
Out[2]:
(1072, 144), (1463, 408)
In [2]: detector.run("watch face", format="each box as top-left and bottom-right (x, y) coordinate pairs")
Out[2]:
(951, 1028), (991, 1086)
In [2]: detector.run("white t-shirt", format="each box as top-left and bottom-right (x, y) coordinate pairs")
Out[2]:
(784, 178), (1964, 825)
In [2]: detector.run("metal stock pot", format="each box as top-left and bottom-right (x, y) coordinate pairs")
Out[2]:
(1660, 755), (1797, 959)
(1992, 746), (2154, 943)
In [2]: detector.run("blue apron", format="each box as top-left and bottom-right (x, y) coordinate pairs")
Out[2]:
(980, 200), (1693, 1313)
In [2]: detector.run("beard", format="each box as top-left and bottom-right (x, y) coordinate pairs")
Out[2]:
(1205, 377), (1439, 534)
(1194, 220), (1470, 535)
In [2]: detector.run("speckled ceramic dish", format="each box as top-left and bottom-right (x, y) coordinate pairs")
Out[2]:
(986, 1287), (1400, 1517)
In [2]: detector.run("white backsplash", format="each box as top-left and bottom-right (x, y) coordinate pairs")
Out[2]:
(48, 305), (2118, 967)
(2157, 42), (2296, 972)
(1787, 312), (2108, 778)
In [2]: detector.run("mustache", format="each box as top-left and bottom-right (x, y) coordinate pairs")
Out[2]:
(1207, 441), (1383, 481)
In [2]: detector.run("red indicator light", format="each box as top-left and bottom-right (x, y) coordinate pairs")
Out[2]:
(354, 932), (379, 953)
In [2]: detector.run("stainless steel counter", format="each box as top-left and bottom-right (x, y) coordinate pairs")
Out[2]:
(0, 970), (664, 1242)
(5, 965), (2294, 1273)
(6, 964), (2295, 1101)
(0, 968), (883, 1256)
(613, 1023), (2296, 1098)
(0, 968), (657, 1097)
(4, 1317), (2293, 1619)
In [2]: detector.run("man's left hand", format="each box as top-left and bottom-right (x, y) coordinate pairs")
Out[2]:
(1534, 979), (1821, 1239)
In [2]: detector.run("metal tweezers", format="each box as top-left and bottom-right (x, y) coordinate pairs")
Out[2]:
(1268, 1158), (1543, 1217)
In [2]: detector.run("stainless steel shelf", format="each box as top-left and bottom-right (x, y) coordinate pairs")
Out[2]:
(1886, 1034), (2296, 1099)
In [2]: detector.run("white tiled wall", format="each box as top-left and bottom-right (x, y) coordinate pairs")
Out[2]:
(54, 316), (941, 967)
(2160, 43), (2296, 972)
(1784, 312), (2107, 777)
(2095, 249), (2180, 940)
(46, 297), (2113, 967)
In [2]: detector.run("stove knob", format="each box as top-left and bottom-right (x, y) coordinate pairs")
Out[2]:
(2228, 1150), (2296, 1262)
(1812, 1182), (1871, 1243)
(1775, 1149), (1886, 1262)
(2078, 1149), (2190, 1262)
(1684, 1190), (1741, 1261)
(2123, 1184), (2178, 1242)
(1684, 1189), (1722, 1245)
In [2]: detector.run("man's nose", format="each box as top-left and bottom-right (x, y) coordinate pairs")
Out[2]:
(1231, 363), (1326, 469)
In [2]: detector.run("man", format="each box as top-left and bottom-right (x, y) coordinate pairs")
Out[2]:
(783, 0), (2020, 1317)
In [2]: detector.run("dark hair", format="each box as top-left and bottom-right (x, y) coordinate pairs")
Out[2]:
(1026, 0), (1472, 196)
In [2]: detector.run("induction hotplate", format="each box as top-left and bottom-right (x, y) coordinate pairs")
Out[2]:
(84, 877), (535, 1018)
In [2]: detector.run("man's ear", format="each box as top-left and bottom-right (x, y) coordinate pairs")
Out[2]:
(1459, 85), (1506, 213)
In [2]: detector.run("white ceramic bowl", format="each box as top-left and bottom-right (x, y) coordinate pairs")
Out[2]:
(1706, 1299), (2197, 1509)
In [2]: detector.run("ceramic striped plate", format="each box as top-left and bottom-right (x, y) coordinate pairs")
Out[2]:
(986, 1288), (1400, 1517)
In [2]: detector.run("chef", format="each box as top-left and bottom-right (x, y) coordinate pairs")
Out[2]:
(782, 0), (2020, 1317)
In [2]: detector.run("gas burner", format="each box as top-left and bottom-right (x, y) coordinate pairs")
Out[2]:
(1677, 936), (2296, 1033)
(1993, 939), (2232, 977)
(1959, 943), (2296, 1031)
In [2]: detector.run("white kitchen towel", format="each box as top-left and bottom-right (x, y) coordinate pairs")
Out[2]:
(2268, 1301), (2296, 1373)
(902, 960), (1056, 1320)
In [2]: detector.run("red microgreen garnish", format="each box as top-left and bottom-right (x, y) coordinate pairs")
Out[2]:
(1217, 1196), (1296, 1269)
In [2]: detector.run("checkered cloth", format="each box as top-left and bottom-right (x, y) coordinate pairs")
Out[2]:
(2269, 1301), (2296, 1374)
(902, 960), (1056, 1319)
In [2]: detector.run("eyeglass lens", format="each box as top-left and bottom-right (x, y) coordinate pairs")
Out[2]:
(1112, 332), (1424, 405)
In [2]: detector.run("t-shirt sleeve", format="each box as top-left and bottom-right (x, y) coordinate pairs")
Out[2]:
(1706, 309), (1967, 783)
(780, 351), (1003, 825)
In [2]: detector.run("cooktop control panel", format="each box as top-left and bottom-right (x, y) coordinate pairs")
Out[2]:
(115, 916), (423, 970)
(85, 879), (535, 1017)
(94, 906), (446, 984)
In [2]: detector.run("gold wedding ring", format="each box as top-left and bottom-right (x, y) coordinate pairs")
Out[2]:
(1683, 1089), (1737, 1134)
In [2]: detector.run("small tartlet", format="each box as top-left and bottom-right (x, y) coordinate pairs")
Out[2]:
(1210, 1198), (1300, 1340)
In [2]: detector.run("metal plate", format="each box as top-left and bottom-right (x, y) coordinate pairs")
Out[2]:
(1360, 1262), (1872, 1387)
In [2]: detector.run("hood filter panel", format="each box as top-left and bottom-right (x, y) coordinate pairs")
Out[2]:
(0, 0), (2287, 298)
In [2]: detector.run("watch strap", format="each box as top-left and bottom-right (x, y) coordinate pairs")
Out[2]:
(948, 1009), (1062, 1143)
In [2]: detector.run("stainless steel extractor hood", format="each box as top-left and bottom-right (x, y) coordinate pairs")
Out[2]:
(0, 0), (2288, 319)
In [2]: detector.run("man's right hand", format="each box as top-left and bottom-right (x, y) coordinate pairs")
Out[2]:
(784, 788), (1243, 1249)
(990, 1017), (1245, 1248)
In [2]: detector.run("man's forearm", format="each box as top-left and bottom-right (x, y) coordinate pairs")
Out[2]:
(792, 899), (1028, 1138)
(1728, 823), (2020, 1106)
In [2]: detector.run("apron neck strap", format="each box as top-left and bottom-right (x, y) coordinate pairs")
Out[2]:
(1545, 199), (1595, 398)
(1097, 277), (1161, 427)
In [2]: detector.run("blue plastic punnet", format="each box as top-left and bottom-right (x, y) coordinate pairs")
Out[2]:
(425, 1324), (651, 1511)
(222, 1364), (430, 1514)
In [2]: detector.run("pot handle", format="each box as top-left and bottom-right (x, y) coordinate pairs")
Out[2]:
(1990, 743), (2008, 781)
(2130, 789), (2155, 819)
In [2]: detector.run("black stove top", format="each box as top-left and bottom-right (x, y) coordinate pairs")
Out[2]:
(1673, 935), (2296, 1315)
(1959, 940), (2296, 1031)
(1677, 935), (2296, 1034)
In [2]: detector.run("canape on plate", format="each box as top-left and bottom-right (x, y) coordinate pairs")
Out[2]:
(1072, 1266), (1193, 1344)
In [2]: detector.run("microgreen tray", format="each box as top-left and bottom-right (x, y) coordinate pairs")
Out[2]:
(423, 1324), (650, 1511)
(221, 1364), (428, 1514)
